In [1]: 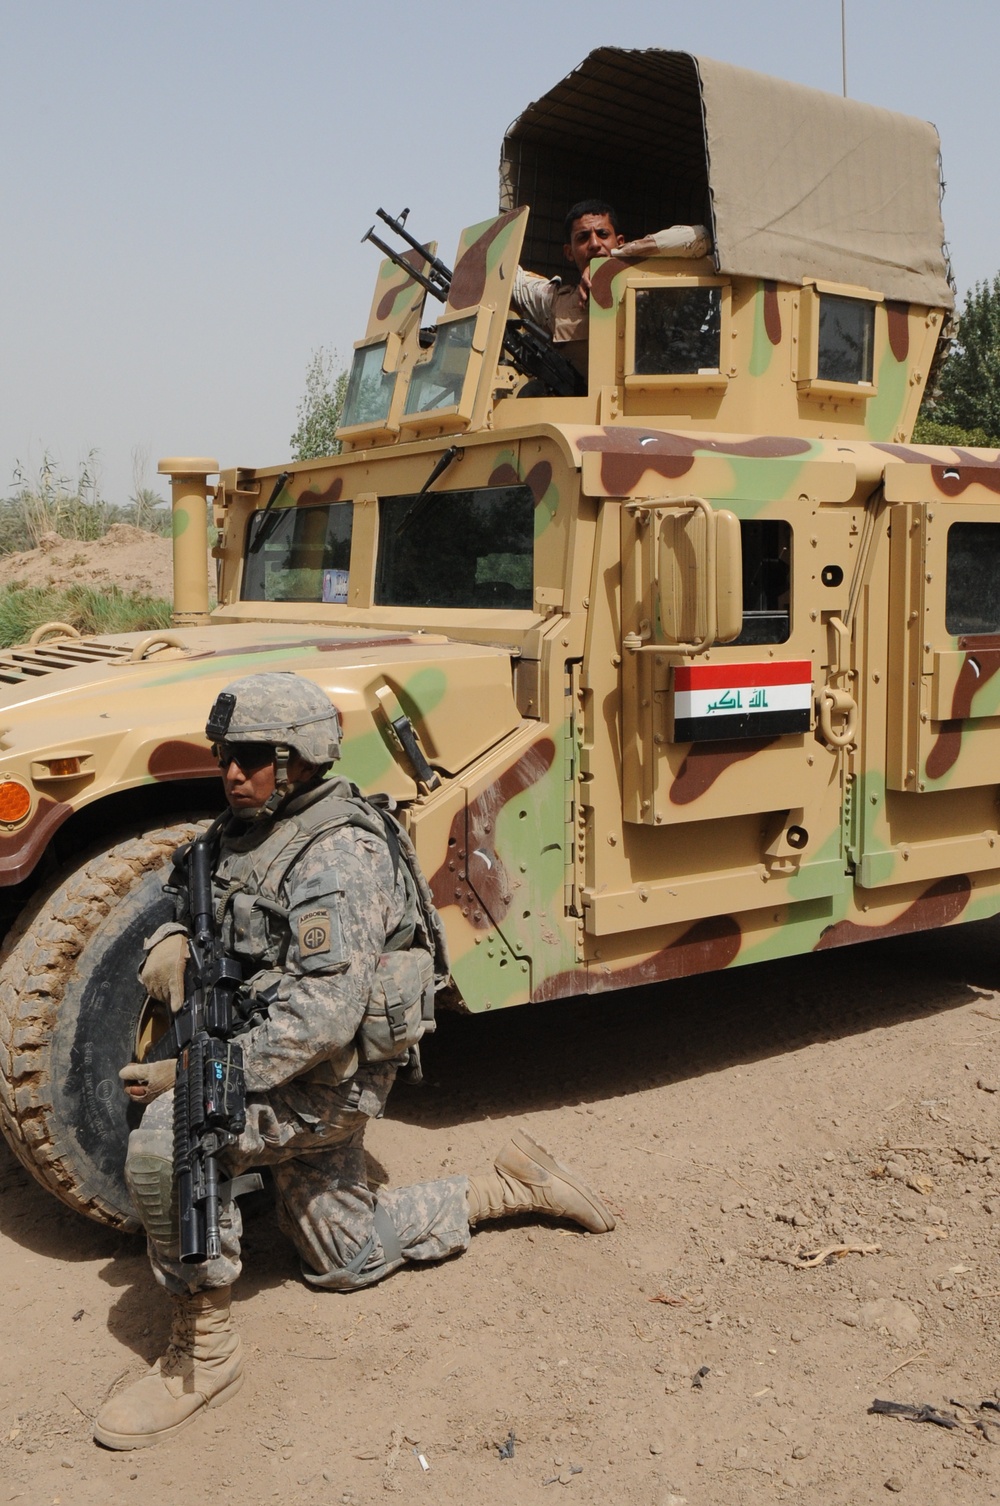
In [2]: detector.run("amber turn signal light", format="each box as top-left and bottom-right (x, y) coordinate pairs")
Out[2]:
(44, 757), (81, 777)
(0, 780), (31, 823)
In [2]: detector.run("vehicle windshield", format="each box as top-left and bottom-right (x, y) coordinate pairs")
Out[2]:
(375, 485), (534, 608)
(242, 504), (353, 602)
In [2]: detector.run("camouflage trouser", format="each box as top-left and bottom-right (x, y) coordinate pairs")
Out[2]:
(125, 1074), (471, 1297)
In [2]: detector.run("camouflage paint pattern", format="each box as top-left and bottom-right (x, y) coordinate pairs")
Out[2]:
(0, 69), (997, 1133)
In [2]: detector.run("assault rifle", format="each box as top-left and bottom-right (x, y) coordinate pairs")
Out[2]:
(362, 207), (586, 399)
(144, 828), (257, 1263)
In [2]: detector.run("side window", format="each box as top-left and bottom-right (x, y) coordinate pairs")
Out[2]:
(242, 504), (353, 602)
(817, 294), (875, 385)
(731, 520), (791, 645)
(633, 287), (722, 375)
(375, 485), (534, 609)
(946, 522), (1000, 635)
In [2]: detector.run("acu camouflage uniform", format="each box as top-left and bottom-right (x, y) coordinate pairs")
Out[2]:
(127, 774), (470, 1295)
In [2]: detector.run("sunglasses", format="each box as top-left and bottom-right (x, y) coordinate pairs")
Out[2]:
(213, 741), (276, 773)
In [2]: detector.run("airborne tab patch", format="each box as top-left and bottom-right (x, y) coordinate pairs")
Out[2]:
(297, 908), (333, 957)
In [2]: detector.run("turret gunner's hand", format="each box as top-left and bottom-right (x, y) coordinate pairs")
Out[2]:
(119, 1060), (177, 1104)
(139, 933), (189, 1013)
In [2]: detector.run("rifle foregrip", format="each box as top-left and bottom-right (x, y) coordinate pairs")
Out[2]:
(174, 1051), (206, 1264)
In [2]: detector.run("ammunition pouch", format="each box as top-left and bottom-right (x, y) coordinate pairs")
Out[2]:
(358, 947), (435, 1064)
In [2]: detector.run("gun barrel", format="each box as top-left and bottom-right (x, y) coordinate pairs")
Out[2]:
(204, 1153), (222, 1262)
(375, 207), (453, 286)
(362, 227), (446, 303)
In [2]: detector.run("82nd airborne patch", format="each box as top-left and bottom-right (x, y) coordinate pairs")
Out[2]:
(297, 908), (332, 957)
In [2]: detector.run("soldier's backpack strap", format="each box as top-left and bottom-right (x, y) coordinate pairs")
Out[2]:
(360, 791), (402, 888)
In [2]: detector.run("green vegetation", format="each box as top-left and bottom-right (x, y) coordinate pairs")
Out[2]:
(0, 582), (171, 648)
(290, 347), (348, 461)
(918, 275), (1000, 447)
(0, 450), (170, 556)
(911, 416), (997, 448)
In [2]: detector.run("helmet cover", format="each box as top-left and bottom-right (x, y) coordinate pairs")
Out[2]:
(205, 673), (341, 765)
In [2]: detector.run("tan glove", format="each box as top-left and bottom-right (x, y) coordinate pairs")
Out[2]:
(119, 1059), (177, 1104)
(139, 932), (189, 1013)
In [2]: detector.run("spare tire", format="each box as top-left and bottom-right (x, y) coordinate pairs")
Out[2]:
(0, 822), (203, 1230)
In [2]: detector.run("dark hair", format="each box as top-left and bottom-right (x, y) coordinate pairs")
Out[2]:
(564, 199), (621, 242)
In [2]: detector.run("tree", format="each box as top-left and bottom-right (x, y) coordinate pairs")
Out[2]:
(923, 274), (1000, 445)
(289, 347), (349, 461)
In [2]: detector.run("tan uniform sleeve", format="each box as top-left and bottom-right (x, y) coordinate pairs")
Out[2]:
(512, 267), (560, 334)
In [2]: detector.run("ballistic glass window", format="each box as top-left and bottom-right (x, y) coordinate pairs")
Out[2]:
(729, 519), (791, 645)
(375, 485), (534, 609)
(946, 522), (1000, 635)
(634, 286), (721, 374)
(817, 294), (874, 384)
(242, 504), (354, 602)
(342, 342), (395, 428)
(404, 317), (476, 414)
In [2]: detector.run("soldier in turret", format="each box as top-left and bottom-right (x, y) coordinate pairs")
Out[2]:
(513, 199), (626, 377)
(94, 672), (614, 1450)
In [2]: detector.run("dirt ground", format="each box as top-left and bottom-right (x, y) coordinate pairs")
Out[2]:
(0, 526), (192, 600)
(3, 917), (1000, 1506)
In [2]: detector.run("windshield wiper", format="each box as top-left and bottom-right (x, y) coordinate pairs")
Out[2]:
(247, 471), (292, 554)
(393, 446), (462, 535)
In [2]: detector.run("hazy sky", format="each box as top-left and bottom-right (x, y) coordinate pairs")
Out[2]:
(2, 0), (996, 506)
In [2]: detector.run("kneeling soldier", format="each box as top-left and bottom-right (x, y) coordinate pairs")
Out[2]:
(95, 672), (614, 1449)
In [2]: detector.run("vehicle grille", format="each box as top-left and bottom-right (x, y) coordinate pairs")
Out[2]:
(0, 640), (133, 685)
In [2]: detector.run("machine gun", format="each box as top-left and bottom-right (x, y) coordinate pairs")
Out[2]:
(143, 828), (256, 1263)
(363, 207), (586, 399)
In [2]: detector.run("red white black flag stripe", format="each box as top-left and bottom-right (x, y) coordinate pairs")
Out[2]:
(672, 661), (812, 742)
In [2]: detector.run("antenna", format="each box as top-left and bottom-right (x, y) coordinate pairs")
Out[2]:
(841, 0), (848, 97)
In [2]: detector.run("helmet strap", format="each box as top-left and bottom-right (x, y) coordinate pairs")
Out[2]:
(237, 741), (293, 822)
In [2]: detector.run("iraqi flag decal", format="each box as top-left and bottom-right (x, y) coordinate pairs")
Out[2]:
(671, 661), (812, 742)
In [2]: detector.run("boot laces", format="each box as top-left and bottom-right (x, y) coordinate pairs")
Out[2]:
(162, 1302), (197, 1374)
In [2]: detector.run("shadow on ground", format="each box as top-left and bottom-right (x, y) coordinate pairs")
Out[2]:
(1, 916), (995, 1284)
(391, 915), (1000, 1127)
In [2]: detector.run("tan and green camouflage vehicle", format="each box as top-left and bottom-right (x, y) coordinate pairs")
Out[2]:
(0, 48), (989, 1230)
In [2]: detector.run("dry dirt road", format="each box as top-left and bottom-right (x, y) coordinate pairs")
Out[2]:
(3, 918), (1000, 1506)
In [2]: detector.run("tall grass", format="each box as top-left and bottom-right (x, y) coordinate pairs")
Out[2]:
(0, 583), (171, 648)
(0, 450), (170, 555)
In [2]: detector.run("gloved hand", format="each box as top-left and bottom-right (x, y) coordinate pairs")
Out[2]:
(119, 1059), (177, 1104)
(139, 932), (189, 1013)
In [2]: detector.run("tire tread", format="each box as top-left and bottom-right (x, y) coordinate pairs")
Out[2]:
(0, 822), (201, 1229)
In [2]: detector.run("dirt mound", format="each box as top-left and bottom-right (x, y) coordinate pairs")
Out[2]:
(0, 528), (206, 601)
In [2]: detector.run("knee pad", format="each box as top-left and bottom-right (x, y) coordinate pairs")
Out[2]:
(125, 1142), (177, 1248)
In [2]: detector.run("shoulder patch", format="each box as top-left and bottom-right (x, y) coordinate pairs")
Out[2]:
(297, 907), (333, 957)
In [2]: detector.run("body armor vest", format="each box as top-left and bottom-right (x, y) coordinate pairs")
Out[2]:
(207, 778), (447, 1074)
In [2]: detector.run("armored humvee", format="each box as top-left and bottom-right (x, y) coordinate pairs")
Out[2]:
(0, 49), (988, 1231)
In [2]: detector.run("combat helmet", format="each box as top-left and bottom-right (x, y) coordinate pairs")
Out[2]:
(206, 672), (342, 816)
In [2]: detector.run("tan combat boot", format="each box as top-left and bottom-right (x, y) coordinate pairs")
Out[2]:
(94, 1287), (244, 1450)
(467, 1129), (615, 1233)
